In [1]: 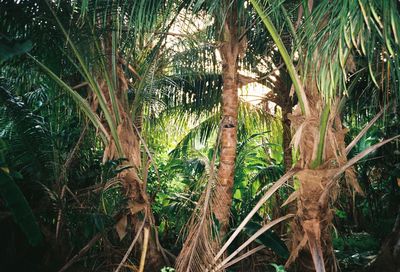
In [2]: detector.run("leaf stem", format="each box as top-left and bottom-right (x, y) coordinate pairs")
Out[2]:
(250, 0), (310, 117)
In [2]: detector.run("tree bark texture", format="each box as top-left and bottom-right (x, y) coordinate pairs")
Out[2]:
(272, 68), (293, 171)
(268, 68), (293, 228)
(213, 2), (240, 237)
(94, 33), (166, 270)
(285, 85), (358, 272)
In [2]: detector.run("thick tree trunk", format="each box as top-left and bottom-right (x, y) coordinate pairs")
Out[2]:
(98, 67), (165, 270)
(96, 33), (166, 270)
(282, 110), (292, 171)
(270, 69), (293, 229)
(213, 3), (240, 237)
(285, 86), (352, 272)
(289, 169), (337, 272)
(275, 68), (293, 172)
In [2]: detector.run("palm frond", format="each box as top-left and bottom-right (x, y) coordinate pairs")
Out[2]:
(0, 168), (42, 246)
(0, 83), (51, 177)
(300, 0), (400, 103)
(175, 155), (220, 272)
(0, 139), (42, 246)
(250, 0), (310, 116)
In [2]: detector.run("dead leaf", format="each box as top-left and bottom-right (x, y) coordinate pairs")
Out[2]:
(116, 215), (128, 240)
(281, 191), (298, 208)
(128, 200), (146, 215)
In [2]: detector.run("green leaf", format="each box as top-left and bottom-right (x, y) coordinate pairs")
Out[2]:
(250, 0), (310, 117)
(270, 263), (287, 272)
(0, 169), (42, 246)
(28, 54), (110, 144)
(0, 36), (32, 63)
(244, 221), (289, 258)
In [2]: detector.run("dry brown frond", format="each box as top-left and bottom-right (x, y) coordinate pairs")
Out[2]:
(176, 122), (224, 272)
(175, 167), (221, 272)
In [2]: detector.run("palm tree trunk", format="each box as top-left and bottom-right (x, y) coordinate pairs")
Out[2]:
(286, 89), (348, 272)
(289, 169), (337, 272)
(280, 77), (294, 239)
(282, 101), (292, 172)
(213, 2), (240, 236)
(98, 33), (166, 270)
(271, 69), (293, 229)
(98, 68), (165, 270)
(280, 103), (293, 228)
(275, 68), (293, 172)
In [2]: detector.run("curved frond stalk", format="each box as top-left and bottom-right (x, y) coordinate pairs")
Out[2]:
(176, 129), (222, 272)
(211, 214), (294, 271)
(326, 134), (400, 193)
(221, 245), (265, 270)
(213, 169), (299, 262)
(28, 54), (109, 144)
(44, 1), (122, 155)
(250, 0), (310, 117)
(90, 26), (122, 126)
(345, 105), (386, 155)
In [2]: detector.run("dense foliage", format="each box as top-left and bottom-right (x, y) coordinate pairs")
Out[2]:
(0, 0), (399, 272)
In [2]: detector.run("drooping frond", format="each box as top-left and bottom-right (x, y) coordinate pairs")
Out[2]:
(175, 155), (221, 272)
(170, 113), (220, 158)
(0, 146), (42, 246)
(0, 82), (51, 177)
(300, 0), (400, 103)
(169, 100), (273, 158)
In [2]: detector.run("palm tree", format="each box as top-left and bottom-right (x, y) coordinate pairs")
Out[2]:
(2, 1), (399, 271)
(0, 0), (183, 269)
(250, 0), (400, 271)
(212, 0), (243, 237)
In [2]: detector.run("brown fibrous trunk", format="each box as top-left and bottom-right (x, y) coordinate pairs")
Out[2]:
(213, 4), (241, 237)
(95, 33), (165, 269)
(285, 86), (356, 272)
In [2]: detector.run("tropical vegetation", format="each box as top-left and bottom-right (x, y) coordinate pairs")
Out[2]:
(0, 0), (399, 271)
